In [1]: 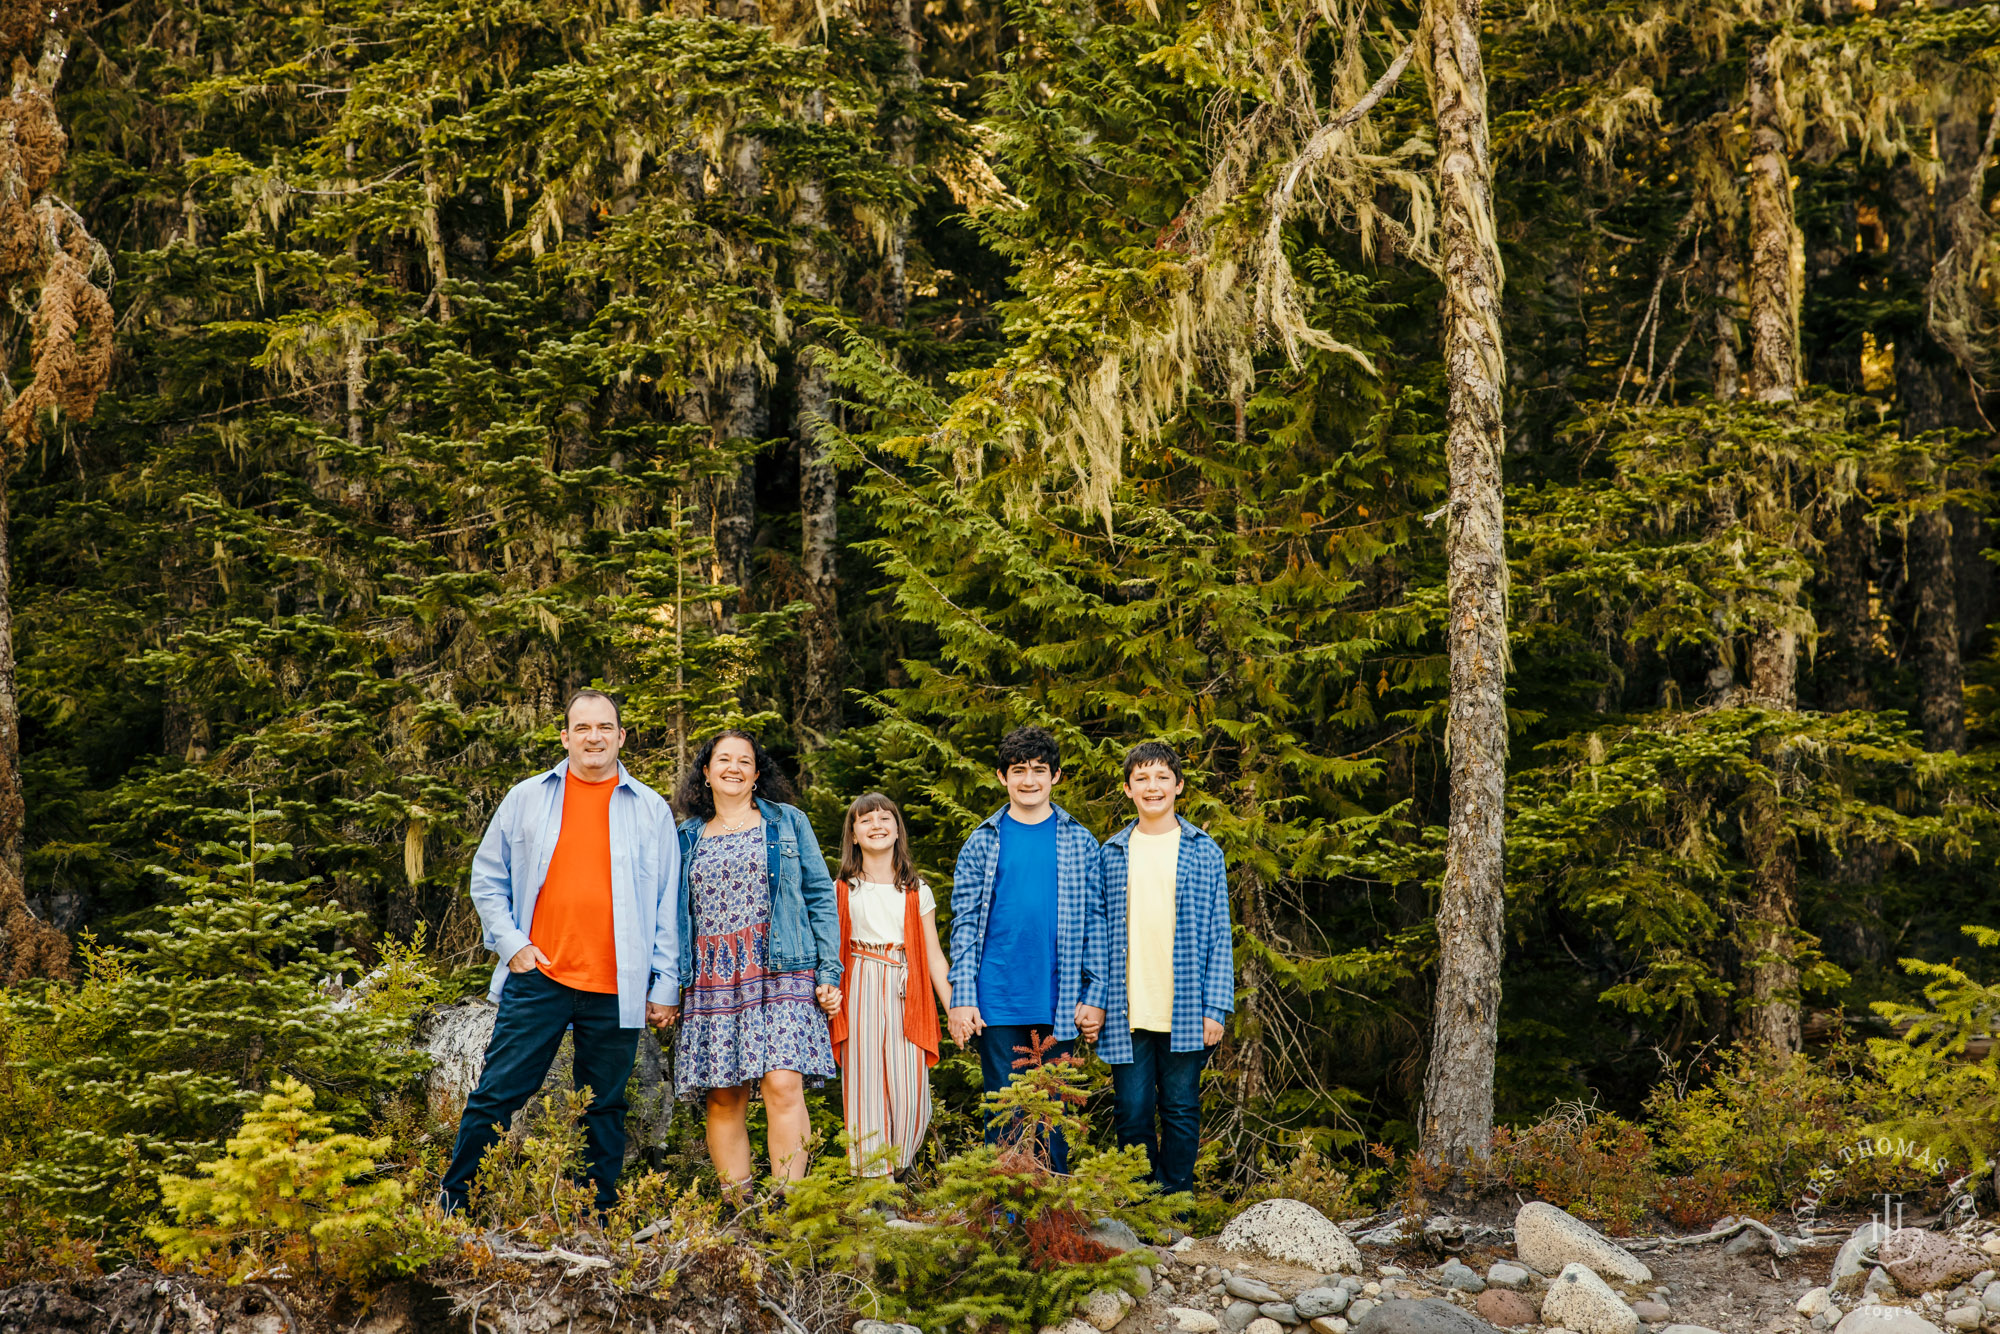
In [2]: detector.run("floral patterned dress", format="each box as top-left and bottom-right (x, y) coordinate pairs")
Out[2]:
(674, 825), (837, 1100)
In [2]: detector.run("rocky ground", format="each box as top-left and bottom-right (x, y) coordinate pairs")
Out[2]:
(986, 1198), (2000, 1334)
(11, 1198), (1997, 1333)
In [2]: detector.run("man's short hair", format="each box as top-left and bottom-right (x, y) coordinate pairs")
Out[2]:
(563, 688), (622, 727)
(996, 725), (1061, 774)
(1123, 740), (1184, 782)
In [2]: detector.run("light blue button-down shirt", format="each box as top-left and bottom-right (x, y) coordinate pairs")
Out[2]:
(468, 758), (682, 1029)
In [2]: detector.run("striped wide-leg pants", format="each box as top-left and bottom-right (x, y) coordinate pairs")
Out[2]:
(842, 942), (931, 1177)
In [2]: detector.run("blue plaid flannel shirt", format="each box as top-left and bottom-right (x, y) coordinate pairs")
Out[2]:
(1083, 815), (1235, 1063)
(947, 803), (1103, 1041)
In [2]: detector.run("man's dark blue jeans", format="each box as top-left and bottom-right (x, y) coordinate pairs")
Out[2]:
(440, 967), (641, 1214)
(1110, 1029), (1209, 1197)
(977, 1023), (1074, 1174)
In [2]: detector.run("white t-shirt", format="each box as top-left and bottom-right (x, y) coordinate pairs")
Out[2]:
(849, 877), (936, 946)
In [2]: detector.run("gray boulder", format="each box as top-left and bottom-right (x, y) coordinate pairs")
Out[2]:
(1089, 1218), (1144, 1252)
(1221, 1199), (1363, 1273)
(1222, 1301), (1262, 1332)
(1514, 1202), (1652, 1284)
(1541, 1262), (1639, 1334)
(1832, 1222), (1889, 1295)
(1349, 1297), (1501, 1333)
(1225, 1274), (1284, 1304)
(1439, 1260), (1485, 1293)
(1296, 1287), (1353, 1319)
(1831, 1309), (1945, 1334)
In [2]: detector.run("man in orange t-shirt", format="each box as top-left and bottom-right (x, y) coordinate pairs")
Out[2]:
(443, 689), (681, 1215)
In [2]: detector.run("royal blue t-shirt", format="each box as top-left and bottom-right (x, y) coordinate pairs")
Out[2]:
(976, 811), (1060, 1025)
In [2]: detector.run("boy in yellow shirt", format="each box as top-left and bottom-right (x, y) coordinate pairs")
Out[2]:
(1075, 742), (1234, 1199)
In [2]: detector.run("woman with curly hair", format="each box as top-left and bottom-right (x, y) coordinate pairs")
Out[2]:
(660, 730), (840, 1195)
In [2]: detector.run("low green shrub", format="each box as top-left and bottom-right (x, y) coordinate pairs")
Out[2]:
(1488, 1102), (1656, 1234)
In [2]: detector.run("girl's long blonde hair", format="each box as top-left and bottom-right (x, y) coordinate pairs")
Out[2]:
(838, 792), (919, 893)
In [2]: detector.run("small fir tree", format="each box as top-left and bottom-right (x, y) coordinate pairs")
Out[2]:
(769, 1034), (1173, 1334)
(149, 1077), (404, 1286)
(6, 813), (425, 1229)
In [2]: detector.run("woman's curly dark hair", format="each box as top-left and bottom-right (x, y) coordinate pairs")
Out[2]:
(673, 729), (801, 819)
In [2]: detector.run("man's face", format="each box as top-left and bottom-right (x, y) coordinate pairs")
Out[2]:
(998, 758), (1058, 811)
(561, 697), (625, 778)
(1123, 761), (1183, 820)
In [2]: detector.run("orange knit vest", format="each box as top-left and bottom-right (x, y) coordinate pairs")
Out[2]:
(828, 878), (941, 1069)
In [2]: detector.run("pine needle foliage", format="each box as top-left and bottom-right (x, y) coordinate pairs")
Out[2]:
(4, 817), (425, 1230)
(1867, 924), (2000, 1179)
(767, 1035), (1172, 1333)
(149, 1076), (406, 1287)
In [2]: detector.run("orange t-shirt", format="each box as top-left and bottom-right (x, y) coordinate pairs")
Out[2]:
(530, 769), (619, 993)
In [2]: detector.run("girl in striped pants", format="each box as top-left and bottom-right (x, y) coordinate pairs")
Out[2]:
(828, 793), (952, 1178)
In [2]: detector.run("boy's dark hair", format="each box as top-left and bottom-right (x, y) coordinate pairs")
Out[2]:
(564, 688), (621, 726)
(995, 725), (1061, 775)
(673, 729), (802, 819)
(1123, 741), (1184, 782)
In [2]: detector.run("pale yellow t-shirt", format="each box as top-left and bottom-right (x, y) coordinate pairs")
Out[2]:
(1126, 827), (1181, 1033)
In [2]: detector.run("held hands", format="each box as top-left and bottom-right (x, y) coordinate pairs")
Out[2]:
(1074, 1003), (1106, 1042)
(647, 1003), (679, 1028)
(508, 943), (551, 973)
(1204, 1017), (1225, 1046)
(947, 1005), (983, 1047)
(815, 984), (842, 1017)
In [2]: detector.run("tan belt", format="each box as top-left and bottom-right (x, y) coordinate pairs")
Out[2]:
(853, 941), (906, 964)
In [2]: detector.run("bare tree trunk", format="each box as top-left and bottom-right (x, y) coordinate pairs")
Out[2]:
(1910, 507), (1967, 753)
(1745, 622), (1801, 1053)
(870, 0), (921, 329)
(1892, 87), (1985, 755)
(1420, 0), (1508, 1168)
(708, 0), (767, 611)
(1817, 500), (1875, 712)
(1741, 40), (1804, 1053)
(1709, 205), (1744, 400)
(794, 88), (842, 736)
(0, 483), (66, 981)
(1746, 44), (1800, 406)
(1815, 499), (1890, 966)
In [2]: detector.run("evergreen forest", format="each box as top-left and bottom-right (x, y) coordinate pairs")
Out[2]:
(2, 0), (2000, 1316)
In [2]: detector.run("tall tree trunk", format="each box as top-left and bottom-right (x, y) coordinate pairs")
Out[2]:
(1746, 46), (1800, 406)
(1709, 201), (1744, 400)
(1742, 40), (1804, 1053)
(1892, 87), (1986, 755)
(1420, 0), (1508, 1168)
(870, 0), (920, 329)
(1745, 615), (1802, 1053)
(794, 88), (842, 736)
(1815, 500), (1890, 967)
(709, 0), (767, 611)
(1817, 500), (1876, 713)
(0, 483), (66, 982)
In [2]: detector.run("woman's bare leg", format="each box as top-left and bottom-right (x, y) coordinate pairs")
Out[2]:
(761, 1069), (811, 1181)
(705, 1085), (755, 1197)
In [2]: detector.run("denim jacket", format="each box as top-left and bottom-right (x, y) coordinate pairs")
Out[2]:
(467, 759), (681, 1029)
(677, 797), (842, 990)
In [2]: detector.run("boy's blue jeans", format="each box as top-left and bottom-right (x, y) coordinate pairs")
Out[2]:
(977, 1023), (1075, 1173)
(440, 967), (641, 1213)
(1109, 1030), (1209, 1197)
